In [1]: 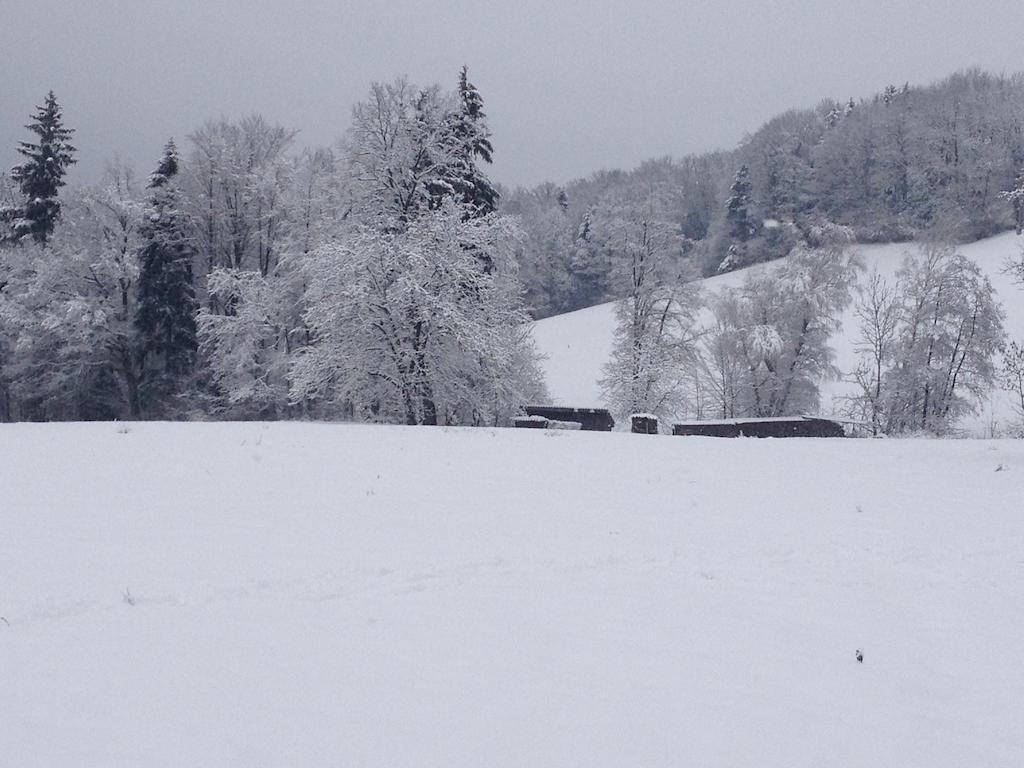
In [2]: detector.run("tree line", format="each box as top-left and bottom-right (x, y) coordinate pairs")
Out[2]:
(0, 71), (545, 423)
(589, 205), (1015, 436)
(1, 69), (1022, 433)
(509, 69), (1024, 319)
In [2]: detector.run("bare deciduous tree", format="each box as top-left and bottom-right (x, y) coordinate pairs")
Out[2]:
(846, 269), (901, 434)
(597, 201), (702, 423)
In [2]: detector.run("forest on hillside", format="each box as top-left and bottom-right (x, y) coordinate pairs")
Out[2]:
(1, 68), (1023, 430)
(509, 69), (1024, 317)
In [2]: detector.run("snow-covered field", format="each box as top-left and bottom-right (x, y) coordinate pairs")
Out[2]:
(532, 231), (1024, 433)
(2, 422), (1022, 766)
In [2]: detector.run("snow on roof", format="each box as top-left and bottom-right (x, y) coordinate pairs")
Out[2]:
(525, 405), (611, 415)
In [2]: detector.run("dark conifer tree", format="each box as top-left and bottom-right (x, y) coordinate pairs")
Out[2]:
(450, 66), (499, 216)
(419, 68), (503, 274)
(6, 91), (76, 244)
(135, 141), (198, 382)
(421, 68), (499, 219)
(725, 164), (755, 243)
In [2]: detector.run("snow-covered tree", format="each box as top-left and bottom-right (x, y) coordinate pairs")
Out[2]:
(345, 79), (460, 228)
(447, 66), (499, 216)
(725, 165), (755, 238)
(3, 91), (77, 244)
(76, 166), (147, 416)
(846, 269), (901, 434)
(883, 244), (1006, 433)
(0, 174), (17, 223)
(824, 101), (843, 129)
(135, 141), (198, 402)
(0, 168), (146, 418)
(698, 237), (860, 417)
(598, 204), (701, 422)
(716, 164), (760, 273)
(194, 143), (345, 417)
(0, 239), (84, 418)
(198, 264), (304, 418)
(291, 202), (544, 425)
(290, 147), (343, 255)
(1000, 172), (1024, 236)
(691, 291), (746, 419)
(1001, 340), (1024, 433)
(1008, 241), (1024, 287)
(346, 71), (500, 229)
(567, 206), (615, 308)
(742, 242), (859, 416)
(502, 184), (578, 317)
(183, 116), (296, 310)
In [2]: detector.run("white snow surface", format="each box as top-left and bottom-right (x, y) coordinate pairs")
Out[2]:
(2, 422), (1023, 766)
(531, 232), (1024, 432)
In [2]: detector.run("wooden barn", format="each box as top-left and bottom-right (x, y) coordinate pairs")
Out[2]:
(672, 416), (845, 438)
(522, 405), (615, 431)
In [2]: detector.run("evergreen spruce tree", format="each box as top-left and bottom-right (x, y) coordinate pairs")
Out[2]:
(824, 102), (843, 128)
(135, 140), (198, 383)
(6, 91), (76, 244)
(725, 164), (755, 243)
(451, 66), (499, 216)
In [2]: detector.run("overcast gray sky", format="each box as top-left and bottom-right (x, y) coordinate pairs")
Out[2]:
(3, 0), (1024, 189)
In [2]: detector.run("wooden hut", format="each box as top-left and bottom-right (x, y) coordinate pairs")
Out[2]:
(631, 414), (659, 434)
(523, 406), (615, 432)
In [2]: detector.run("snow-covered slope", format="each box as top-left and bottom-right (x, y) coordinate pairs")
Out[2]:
(2, 422), (1022, 766)
(532, 232), (1024, 432)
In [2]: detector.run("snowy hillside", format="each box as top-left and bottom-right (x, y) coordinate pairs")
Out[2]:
(532, 231), (1024, 433)
(2, 422), (1023, 766)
